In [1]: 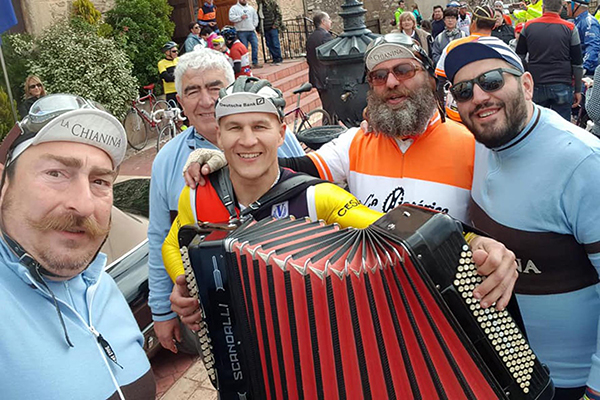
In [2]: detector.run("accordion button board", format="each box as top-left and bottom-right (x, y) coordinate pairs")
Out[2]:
(180, 205), (554, 400)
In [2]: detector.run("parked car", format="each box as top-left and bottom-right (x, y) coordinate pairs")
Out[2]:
(103, 178), (160, 358)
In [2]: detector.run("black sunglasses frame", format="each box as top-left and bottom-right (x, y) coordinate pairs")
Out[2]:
(450, 68), (523, 102)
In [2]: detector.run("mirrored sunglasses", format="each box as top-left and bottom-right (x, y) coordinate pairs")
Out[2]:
(450, 68), (523, 102)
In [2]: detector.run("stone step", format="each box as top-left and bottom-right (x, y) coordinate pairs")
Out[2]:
(253, 59), (307, 83)
(271, 68), (309, 95)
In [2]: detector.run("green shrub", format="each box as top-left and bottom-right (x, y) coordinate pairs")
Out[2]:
(0, 86), (17, 140)
(72, 0), (102, 25)
(106, 0), (175, 92)
(0, 32), (34, 104)
(23, 22), (138, 119)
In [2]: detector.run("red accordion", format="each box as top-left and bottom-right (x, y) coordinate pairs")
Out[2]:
(180, 205), (554, 400)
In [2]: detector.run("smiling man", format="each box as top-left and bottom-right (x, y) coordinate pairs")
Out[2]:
(445, 36), (600, 400)
(0, 94), (154, 399)
(161, 76), (382, 317)
(148, 49), (304, 354)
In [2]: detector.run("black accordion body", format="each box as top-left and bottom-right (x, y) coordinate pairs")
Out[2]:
(179, 205), (554, 400)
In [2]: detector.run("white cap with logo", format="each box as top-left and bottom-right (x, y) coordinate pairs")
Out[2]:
(6, 94), (127, 168)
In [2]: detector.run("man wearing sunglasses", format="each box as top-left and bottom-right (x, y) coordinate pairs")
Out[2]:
(159, 41), (180, 106)
(445, 36), (600, 400)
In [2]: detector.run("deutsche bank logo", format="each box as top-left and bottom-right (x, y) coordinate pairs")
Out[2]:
(256, 98), (265, 105)
(271, 201), (289, 219)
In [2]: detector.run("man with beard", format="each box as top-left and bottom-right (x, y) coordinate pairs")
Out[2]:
(0, 94), (154, 398)
(184, 33), (520, 311)
(445, 36), (600, 400)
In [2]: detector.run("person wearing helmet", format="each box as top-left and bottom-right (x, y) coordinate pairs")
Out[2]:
(222, 26), (252, 78)
(147, 49), (304, 355)
(161, 76), (383, 310)
(158, 40), (180, 105)
(566, 0), (600, 76)
(0, 94), (154, 399)
(183, 33), (520, 313)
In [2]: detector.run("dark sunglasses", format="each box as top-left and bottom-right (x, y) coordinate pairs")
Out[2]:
(367, 62), (422, 86)
(29, 83), (43, 90)
(450, 68), (523, 102)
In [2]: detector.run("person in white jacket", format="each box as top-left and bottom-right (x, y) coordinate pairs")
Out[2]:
(229, 0), (261, 67)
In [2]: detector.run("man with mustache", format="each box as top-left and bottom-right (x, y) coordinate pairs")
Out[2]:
(185, 33), (519, 311)
(0, 94), (154, 399)
(445, 36), (600, 400)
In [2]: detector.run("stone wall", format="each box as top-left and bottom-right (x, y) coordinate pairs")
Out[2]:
(19, 0), (114, 36)
(302, 0), (439, 35)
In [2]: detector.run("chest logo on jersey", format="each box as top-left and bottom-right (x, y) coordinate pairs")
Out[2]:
(516, 258), (542, 274)
(271, 201), (289, 219)
(363, 186), (451, 214)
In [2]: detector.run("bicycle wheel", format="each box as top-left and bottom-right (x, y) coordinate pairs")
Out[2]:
(124, 109), (148, 150)
(296, 108), (331, 134)
(156, 123), (176, 153)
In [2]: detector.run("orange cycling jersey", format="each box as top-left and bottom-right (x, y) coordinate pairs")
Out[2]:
(306, 111), (475, 222)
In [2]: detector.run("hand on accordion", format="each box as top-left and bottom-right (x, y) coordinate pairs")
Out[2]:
(469, 235), (519, 311)
(170, 274), (203, 332)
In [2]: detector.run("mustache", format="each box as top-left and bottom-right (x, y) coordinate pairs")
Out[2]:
(28, 212), (110, 238)
(471, 101), (504, 115)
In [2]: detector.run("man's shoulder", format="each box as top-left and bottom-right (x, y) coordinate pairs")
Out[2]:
(433, 119), (476, 141)
(152, 128), (193, 170)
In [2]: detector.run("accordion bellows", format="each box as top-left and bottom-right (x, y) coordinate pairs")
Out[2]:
(181, 205), (554, 400)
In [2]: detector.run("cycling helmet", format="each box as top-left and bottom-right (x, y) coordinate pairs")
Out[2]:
(161, 41), (178, 53)
(215, 76), (286, 122)
(221, 26), (238, 42)
(569, 0), (590, 4)
(447, 1), (460, 7)
(364, 32), (435, 77)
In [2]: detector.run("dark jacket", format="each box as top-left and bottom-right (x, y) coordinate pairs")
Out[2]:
(431, 19), (445, 38)
(18, 96), (39, 118)
(516, 12), (583, 89)
(492, 23), (515, 45)
(306, 27), (333, 90)
(259, 0), (282, 32)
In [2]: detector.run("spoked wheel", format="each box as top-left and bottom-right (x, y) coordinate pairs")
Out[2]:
(156, 123), (176, 153)
(296, 108), (331, 134)
(124, 109), (148, 150)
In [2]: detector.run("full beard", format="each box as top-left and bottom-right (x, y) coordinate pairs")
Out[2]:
(367, 85), (437, 139)
(463, 88), (529, 149)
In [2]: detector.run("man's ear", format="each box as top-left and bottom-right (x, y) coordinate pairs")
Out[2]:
(216, 125), (223, 149)
(521, 71), (534, 101)
(279, 122), (286, 146)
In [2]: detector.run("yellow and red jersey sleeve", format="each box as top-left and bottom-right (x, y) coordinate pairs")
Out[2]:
(162, 185), (196, 282)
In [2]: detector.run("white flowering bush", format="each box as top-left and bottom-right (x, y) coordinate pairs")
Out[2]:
(10, 22), (138, 120)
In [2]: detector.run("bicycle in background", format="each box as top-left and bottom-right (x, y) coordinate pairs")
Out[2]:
(285, 82), (331, 134)
(124, 84), (169, 150)
(154, 106), (185, 153)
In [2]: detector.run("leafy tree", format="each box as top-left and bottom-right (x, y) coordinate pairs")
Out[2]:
(7, 21), (138, 120)
(106, 0), (175, 92)
(0, 85), (17, 140)
(72, 0), (102, 25)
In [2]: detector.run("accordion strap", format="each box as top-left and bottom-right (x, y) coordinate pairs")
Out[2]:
(210, 167), (324, 222)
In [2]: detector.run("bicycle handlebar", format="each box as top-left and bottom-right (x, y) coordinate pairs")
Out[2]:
(152, 107), (184, 124)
